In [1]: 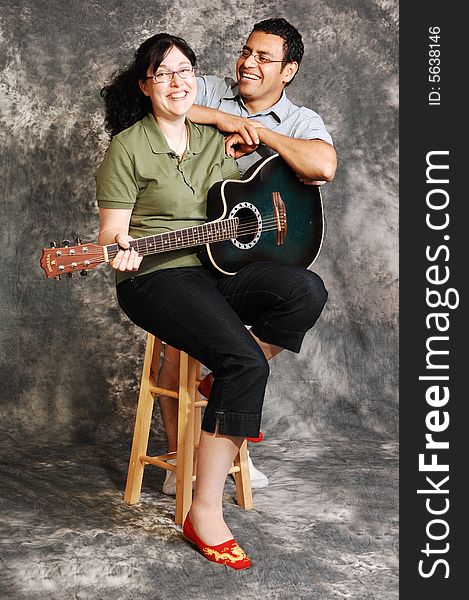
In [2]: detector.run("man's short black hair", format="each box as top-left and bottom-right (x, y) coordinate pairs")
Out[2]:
(252, 17), (304, 66)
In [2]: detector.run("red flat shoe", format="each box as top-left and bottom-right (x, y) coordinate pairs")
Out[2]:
(246, 431), (264, 443)
(183, 514), (251, 570)
(197, 372), (213, 399)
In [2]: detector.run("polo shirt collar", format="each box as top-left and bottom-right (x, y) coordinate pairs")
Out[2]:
(222, 84), (288, 124)
(142, 113), (204, 155)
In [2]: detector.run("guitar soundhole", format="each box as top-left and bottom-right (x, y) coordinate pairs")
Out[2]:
(228, 202), (263, 250)
(236, 208), (258, 244)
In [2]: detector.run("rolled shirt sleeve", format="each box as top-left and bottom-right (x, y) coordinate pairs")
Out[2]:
(96, 138), (139, 209)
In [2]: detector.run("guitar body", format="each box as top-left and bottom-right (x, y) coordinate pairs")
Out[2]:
(198, 154), (324, 275)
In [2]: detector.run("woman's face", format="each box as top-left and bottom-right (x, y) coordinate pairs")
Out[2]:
(139, 45), (196, 121)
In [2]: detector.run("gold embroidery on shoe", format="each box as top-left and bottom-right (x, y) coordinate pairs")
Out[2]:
(202, 544), (247, 563)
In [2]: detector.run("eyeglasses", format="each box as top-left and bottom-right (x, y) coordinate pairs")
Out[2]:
(144, 67), (196, 84)
(237, 49), (286, 64)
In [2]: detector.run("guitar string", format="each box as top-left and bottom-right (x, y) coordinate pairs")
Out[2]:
(110, 216), (283, 256)
(54, 213), (288, 271)
(59, 215), (282, 263)
(67, 220), (286, 269)
(121, 216), (281, 254)
(66, 217), (284, 267)
(108, 218), (283, 257)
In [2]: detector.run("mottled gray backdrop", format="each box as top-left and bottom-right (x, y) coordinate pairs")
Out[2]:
(0, 1), (398, 444)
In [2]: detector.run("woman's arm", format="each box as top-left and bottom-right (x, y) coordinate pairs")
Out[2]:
(98, 207), (143, 272)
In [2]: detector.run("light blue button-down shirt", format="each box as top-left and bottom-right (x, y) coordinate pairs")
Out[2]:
(196, 75), (333, 175)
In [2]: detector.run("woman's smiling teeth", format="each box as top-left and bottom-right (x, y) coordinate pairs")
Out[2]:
(170, 91), (188, 99)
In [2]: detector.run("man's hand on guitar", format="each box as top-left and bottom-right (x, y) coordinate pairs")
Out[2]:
(112, 234), (143, 272)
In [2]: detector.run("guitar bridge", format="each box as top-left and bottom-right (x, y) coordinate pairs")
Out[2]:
(272, 191), (287, 245)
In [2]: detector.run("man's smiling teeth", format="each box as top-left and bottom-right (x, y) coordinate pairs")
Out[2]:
(241, 73), (260, 81)
(170, 91), (187, 99)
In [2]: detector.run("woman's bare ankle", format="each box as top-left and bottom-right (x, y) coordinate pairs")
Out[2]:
(188, 504), (233, 546)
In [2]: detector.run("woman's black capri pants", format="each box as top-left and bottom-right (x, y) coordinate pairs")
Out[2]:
(116, 261), (327, 438)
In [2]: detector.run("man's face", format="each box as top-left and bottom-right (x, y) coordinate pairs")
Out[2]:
(236, 30), (297, 109)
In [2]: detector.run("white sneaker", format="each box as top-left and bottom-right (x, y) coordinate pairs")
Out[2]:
(246, 453), (269, 488)
(162, 458), (177, 496)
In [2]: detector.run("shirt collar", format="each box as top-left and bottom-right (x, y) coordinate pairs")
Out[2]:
(142, 113), (204, 155)
(222, 83), (289, 124)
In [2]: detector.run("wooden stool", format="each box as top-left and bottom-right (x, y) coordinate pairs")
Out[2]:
(124, 333), (253, 524)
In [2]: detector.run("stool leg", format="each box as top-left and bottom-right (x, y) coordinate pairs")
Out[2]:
(194, 363), (202, 448)
(175, 353), (197, 524)
(124, 335), (160, 505)
(233, 440), (253, 510)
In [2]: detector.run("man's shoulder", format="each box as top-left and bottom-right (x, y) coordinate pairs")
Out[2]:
(196, 75), (238, 99)
(281, 93), (321, 118)
(281, 95), (330, 124)
(277, 94), (333, 143)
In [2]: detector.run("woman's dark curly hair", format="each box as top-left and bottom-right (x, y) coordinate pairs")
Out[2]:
(252, 18), (304, 86)
(100, 33), (197, 137)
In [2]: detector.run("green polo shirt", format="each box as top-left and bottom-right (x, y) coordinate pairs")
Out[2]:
(96, 114), (240, 283)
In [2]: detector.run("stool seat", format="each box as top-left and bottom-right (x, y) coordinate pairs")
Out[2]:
(124, 333), (253, 524)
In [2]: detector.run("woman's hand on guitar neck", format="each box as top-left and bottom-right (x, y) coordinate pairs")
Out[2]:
(112, 233), (143, 272)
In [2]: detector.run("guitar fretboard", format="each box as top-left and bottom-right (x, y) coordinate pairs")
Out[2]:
(106, 217), (240, 262)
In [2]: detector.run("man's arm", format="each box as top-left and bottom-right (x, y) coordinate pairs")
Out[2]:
(188, 105), (337, 182)
(188, 105), (262, 145)
(255, 127), (336, 182)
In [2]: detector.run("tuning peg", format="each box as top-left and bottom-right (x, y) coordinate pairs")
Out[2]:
(75, 237), (82, 245)
(62, 239), (70, 247)
(80, 270), (88, 277)
(50, 241), (57, 248)
(54, 275), (62, 280)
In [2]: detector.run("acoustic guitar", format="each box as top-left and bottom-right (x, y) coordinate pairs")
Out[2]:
(39, 154), (324, 279)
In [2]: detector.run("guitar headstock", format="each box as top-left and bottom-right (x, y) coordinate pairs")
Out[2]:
(40, 239), (105, 279)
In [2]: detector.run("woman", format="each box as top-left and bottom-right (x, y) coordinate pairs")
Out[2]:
(97, 33), (327, 570)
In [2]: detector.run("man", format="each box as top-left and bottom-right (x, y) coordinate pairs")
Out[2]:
(159, 18), (336, 494)
(191, 17), (335, 179)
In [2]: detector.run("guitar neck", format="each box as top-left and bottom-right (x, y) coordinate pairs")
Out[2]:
(105, 218), (240, 262)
